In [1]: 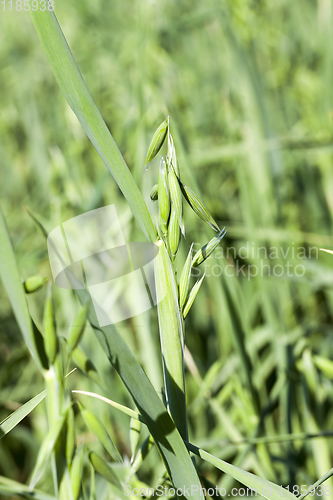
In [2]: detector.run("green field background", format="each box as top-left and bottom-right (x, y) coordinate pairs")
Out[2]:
(1, 0), (333, 496)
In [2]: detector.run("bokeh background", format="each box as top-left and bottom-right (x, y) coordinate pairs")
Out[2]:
(1, 0), (333, 496)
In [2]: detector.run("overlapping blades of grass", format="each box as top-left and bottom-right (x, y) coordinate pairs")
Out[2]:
(186, 442), (297, 500)
(26, 210), (203, 499)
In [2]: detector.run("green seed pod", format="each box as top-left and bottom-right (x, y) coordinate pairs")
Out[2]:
(67, 304), (88, 351)
(167, 131), (180, 178)
(168, 210), (181, 260)
(89, 452), (122, 489)
(24, 275), (47, 293)
(70, 447), (83, 500)
(150, 184), (158, 201)
(179, 243), (194, 310)
(72, 347), (104, 388)
(130, 417), (141, 462)
(145, 118), (168, 165)
(168, 168), (185, 236)
(180, 183), (220, 232)
(80, 404), (122, 462)
(183, 273), (206, 319)
(158, 159), (170, 233)
(66, 405), (75, 466)
(43, 284), (58, 364)
(192, 228), (226, 267)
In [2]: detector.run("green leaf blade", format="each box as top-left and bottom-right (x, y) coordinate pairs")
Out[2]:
(30, 10), (156, 244)
(187, 442), (296, 500)
(0, 390), (46, 440)
(0, 207), (43, 372)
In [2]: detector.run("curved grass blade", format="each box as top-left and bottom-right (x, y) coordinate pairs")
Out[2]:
(30, 10), (156, 244)
(186, 441), (296, 500)
(72, 391), (142, 421)
(0, 476), (57, 500)
(0, 390), (46, 440)
(183, 273), (206, 319)
(299, 468), (333, 500)
(0, 206), (44, 372)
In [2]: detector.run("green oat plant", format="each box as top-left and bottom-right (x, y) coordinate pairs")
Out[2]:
(0, 6), (326, 500)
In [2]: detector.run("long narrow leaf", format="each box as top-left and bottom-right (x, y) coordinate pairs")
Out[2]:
(73, 390), (142, 421)
(30, 9), (156, 244)
(0, 390), (46, 440)
(186, 442), (296, 500)
(0, 476), (57, 500)
(0, 207), (43, 372)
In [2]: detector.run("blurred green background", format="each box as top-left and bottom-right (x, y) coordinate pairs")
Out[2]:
(2, 0), (333, 496)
